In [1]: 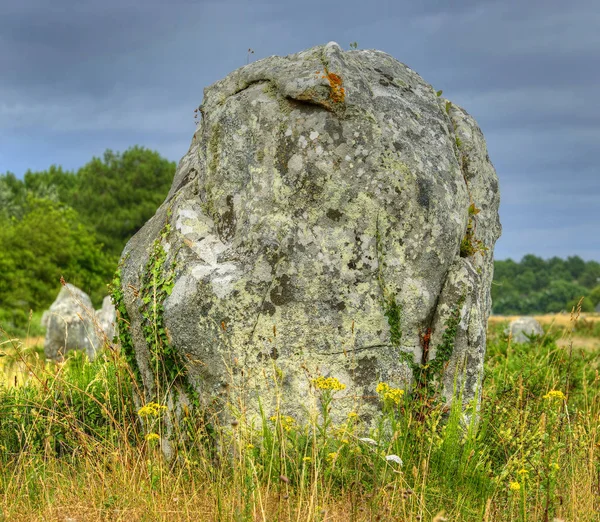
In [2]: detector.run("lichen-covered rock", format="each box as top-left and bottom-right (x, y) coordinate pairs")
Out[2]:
(117, 42), (501, 434)
(42, 284), (99, 361)
(506, 317), (543, 343)
(95, 296), (117, 344)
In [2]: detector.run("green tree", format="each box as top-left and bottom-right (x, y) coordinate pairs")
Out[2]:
(0, 197), (114, 319)
(547, 257), (570, 281)
(579, 261), (600, 288)
(492, 256), (600, 315)
(520, 254), (545, 274)
(0, 172), (27, 218)
(589, 285), (600, 307)
(564, 255), (586, 281)
(1, 167), (78, 219)
(565, 297), (594, 313)
(23, 165), (77, 204)
(530, 280), (589, 313)
(71, 146), (175, 256)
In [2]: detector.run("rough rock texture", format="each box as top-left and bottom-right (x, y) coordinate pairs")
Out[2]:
(507, 317), (544, 343)
(95, 296), (117, 344)
(117, 42), (501, 431)
(42, 284), (99, 361)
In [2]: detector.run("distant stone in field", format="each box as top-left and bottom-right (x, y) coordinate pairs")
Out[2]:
(506, 317), (544, 343)
(95, 295), (117, 344)
(42, 284), (99, 361)
(116, 42), (501, 437)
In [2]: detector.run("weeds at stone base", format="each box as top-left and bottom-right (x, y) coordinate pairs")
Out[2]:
(0, 309), (598, 521)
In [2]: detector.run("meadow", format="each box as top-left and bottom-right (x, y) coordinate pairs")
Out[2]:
(0, 308), (598, 521)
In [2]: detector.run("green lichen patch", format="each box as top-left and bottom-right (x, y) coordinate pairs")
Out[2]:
(379, 150), (411, 177)
(262, 82), (278, 99)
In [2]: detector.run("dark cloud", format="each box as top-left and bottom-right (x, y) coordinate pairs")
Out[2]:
(1, 0), (598, 260)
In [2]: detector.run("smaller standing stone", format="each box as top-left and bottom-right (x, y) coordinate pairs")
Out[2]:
(42, 284), (99, 361)
(506, 317), (544, 343)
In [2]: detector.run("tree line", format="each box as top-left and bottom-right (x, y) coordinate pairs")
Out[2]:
(492, 255), (600, 315)
(0, 147), (598, 330)
(0, 147), (175, 328)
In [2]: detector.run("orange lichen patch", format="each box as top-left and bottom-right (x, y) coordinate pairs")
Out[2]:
(315, 70), (346, 104)
(325, 72), (345, 103)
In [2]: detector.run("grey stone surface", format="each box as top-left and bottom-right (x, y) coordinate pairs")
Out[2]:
(42, 284), (99, 361)
(507, 317), (544, 343)
(95, 296), (117, 345)
(118, 42), (501, 430)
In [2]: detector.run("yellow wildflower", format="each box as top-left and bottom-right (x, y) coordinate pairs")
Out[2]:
(376, 382), (405, 405)
(247, 444), (255, 449)
(269, 415), (296, 432)
(509, 481), (521, 492)
(341, 439), (349, 444)
(332, 427), (347, 439)
(551, 462), (559, 471)
(138, 402), (167, 417)
(312, 376), (346, 391)
(145, 433), (160, 442)
(517, 468), (529, 476)
(302, 456), (312, 462)
(347, 411), (358, 419)
(543, 390), (566, 401)
(327, 452), (338, 461)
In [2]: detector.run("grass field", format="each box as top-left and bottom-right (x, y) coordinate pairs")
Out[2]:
(489, 313), (600, 352)
(489, 313), (600, 328)
(0, 309), (598, 521)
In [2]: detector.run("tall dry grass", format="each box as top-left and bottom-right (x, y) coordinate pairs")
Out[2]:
(0, 304), (598, 521)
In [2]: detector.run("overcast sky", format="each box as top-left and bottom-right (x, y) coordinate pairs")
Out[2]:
(1, 0), (598, 261)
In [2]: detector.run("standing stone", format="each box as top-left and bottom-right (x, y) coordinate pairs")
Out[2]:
(116, 42), (501, 430)
(507, 317), (544, 343)
(42, 284), (99, 361)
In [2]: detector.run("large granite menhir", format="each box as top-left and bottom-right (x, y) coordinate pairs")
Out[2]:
(117, 42), (501, 430)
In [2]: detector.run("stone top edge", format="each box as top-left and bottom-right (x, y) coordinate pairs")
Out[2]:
(198, 42), (423, 115)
